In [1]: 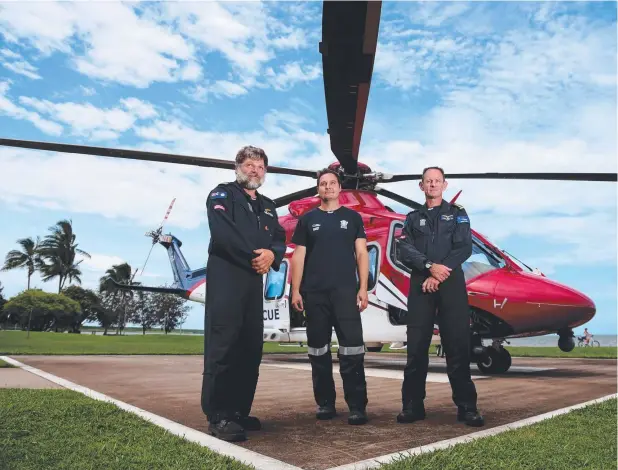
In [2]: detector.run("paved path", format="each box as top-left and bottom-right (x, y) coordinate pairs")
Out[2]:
(6, 353), (617, 470)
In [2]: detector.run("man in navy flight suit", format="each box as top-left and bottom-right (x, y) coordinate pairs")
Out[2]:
(202, 145), (287, 442)
(395, 166), (484, 427)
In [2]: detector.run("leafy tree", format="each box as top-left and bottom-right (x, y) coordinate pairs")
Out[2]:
(38, 219), (90, 293)
(152, 292), (190, 334)
(0, 281), (7, 326)
(3, 289), (81, 332)
(61, 285), (103, 333)
(127, 291), (158, 335)
(2, 237), (41, 289)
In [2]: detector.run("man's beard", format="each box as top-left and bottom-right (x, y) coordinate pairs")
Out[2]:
(236, 168), (265, 190)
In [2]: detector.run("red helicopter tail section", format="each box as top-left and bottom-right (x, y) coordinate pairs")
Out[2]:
(450, 190), (462, 205)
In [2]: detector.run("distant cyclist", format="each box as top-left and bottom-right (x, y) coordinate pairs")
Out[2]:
(583, 328), (592, 345)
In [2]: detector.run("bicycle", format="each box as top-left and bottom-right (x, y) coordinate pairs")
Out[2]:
(577, 335), (600, 347)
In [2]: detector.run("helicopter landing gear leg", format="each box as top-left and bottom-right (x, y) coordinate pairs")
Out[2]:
(558, 328), (575, 352)
(475, 339), (511, 374)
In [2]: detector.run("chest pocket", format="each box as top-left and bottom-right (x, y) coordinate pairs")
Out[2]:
(411, 219), (431, 239)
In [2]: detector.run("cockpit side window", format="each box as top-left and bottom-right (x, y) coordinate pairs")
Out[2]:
(264, 260), (288, 300)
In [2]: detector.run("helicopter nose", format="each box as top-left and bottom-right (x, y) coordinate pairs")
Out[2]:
(541, 280), (596, 327)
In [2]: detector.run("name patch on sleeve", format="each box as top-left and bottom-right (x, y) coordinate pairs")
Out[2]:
(210, 191), (227, 199)
(456, 216), (469, 224)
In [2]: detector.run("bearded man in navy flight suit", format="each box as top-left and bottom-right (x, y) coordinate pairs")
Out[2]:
(202, 146), (286, 442)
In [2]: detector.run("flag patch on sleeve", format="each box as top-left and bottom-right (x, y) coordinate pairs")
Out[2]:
(213, 204), (226, 211)
(456, 216), (469, 224)
(210, 191), (227, 199)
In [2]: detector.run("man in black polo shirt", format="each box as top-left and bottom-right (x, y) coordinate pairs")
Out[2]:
(290, 168), (370, 425)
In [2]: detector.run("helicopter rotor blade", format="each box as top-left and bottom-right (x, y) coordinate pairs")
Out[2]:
(273, 186), (317, 208)
(0, 138), (317, 179)
(374, 186), (423, 210)
(321, 1), (381, 175)
(381, 172), (618, 183)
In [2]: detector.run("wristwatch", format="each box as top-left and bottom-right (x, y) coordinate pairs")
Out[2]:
(425, 261), (433, 270)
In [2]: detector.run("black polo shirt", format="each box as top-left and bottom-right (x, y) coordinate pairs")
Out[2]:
(291, 206), (366, 292)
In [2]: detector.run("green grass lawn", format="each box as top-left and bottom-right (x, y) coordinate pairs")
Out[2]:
(1, 388), (614, 470)
(0, 388), (253, 470)
(0, 330), (308, 355)
(380, 398), (617, 470)
(384, 344), (617, 359)
(1, 330), (615, 358)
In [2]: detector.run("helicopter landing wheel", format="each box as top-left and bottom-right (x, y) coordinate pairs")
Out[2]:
(477, 347), (511, 374)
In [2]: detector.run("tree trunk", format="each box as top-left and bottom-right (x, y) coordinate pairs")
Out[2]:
(27, 273), (31, 290)
(58, 276), (62, 293)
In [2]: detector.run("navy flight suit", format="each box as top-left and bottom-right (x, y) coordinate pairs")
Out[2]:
(202, 181), (286, 439)
(395, 200), (480, 420)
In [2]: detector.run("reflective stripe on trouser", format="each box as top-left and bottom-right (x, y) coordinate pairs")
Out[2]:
(304, 288), (368, 411)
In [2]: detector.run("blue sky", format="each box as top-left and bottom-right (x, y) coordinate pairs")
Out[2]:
(0, 1), (616, 334)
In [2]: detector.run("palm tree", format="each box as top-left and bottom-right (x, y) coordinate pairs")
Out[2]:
(38, 219), (91, 293)
(2, 237), (41, 289)
(99, 262), (136, 334)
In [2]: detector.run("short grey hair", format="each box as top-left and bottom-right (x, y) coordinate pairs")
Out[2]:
(235, 146), (268, 168)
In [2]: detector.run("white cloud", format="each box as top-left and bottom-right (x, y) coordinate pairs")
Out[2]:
(264, 62), (321, 90)
(15, 95), (158, 141)
(79, 253), (126, 273)
(0, 2), (197, 88)
(0, 81), (63, 135)
(2, 58), (41, 80)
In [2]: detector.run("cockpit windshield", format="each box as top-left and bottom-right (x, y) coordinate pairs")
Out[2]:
(501, 250), (534, 273)
(389, 222), (507, 282)
(462, 236), (506, 281)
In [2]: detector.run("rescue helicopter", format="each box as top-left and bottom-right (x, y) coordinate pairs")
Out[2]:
(0, 2), (615, 374)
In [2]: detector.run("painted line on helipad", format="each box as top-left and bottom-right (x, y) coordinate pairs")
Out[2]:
(324, 392), (618, 470)
(262, 362), (489, 382)
(1, 356), (302, 470)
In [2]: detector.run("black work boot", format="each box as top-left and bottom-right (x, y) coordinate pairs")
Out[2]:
(208, 419), (247, 442)
(348, 409), (368, 425)
(457, 406), (485, 427)
(397, 404), (426, 423)
(316, 404), (337, 420)
(233, 412), (261, 431)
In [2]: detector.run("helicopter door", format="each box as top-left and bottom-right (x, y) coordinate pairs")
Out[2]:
(262, 260), (290, 337)
(376, 221), (410, 310)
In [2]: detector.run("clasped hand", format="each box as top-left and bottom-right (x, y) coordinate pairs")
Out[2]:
(422, 263), (452, 293)
(252, 249), (274, 275)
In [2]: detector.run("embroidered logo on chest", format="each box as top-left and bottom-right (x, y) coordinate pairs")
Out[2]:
(440, 214), (454, 221)
(420, 219), (426, 226)
(312, 223), (320, 231)
(340, 220), (348, 229)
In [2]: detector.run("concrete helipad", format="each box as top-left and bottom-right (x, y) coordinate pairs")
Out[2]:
(4, 353), (617, 470)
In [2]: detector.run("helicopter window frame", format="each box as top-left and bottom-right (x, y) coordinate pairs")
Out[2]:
(264, 259), (288, 301)
(387, 220), (413, 276)
(357, 242), (380, 292)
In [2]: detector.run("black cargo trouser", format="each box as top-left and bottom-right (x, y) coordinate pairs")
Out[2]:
(201, 255), (264, 423)
(304, 287), (368, 411)
(402, 267), (478, 410)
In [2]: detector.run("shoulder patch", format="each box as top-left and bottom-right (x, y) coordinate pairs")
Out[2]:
(209, 190), (227, 199)
(456, 215), (469, 224)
